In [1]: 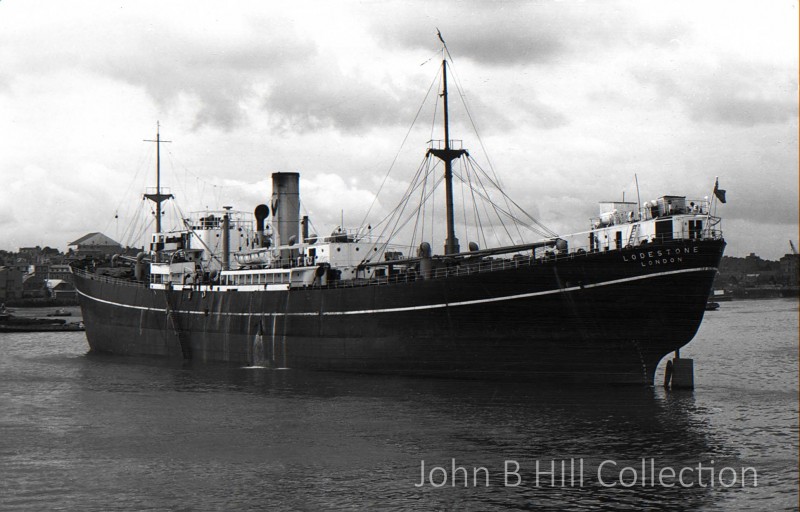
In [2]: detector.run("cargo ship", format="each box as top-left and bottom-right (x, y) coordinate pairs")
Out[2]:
(71, 57), (725, 385)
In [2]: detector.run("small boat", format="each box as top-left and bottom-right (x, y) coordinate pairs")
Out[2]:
(0, 312), (84, 332)
(46, 309), (72, 317)
(705, 301), (720, 311)
(0, 322), (85, 333)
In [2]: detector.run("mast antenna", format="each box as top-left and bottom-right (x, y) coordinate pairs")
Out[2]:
(143, 121), (173, 235)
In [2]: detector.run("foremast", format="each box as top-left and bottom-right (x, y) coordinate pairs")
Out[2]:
(143, 123), (173, 236)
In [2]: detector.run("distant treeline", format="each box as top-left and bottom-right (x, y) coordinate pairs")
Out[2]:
(716, 254), (793, 287)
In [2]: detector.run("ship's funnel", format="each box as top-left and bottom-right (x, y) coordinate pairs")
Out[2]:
(271, 172), (300, 254)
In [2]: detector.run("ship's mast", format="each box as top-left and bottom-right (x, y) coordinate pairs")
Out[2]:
(143, 122), (173, 235)
(427, 59), (467, 255)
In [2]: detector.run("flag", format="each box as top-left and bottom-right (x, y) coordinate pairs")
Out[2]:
(713, 178), (726, 203)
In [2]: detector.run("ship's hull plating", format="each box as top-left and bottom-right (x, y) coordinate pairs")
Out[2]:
(74, 239), (725, 385)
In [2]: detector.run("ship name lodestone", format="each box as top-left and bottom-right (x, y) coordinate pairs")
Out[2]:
(622, 246), (699, 267)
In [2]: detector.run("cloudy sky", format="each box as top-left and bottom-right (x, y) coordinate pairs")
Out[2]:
(0, 0), (797, 259)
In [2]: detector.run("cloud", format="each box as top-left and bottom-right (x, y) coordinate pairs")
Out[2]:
(96, 19), (319, 131)
(0, 6), (318, 131)
(720, 218), (800, 259)
(368, 1), (691, 67)
(632, 58), (798, 127)
(0, 162), (128, 250)
(689, 90), (797, 128)
(0, 1), (796, 262)
(261, 60), (423, 133)
(516, 96), (569, 129)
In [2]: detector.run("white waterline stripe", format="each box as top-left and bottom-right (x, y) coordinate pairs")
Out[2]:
(329, 267), (716, 315)
(77, 267), (716, 317)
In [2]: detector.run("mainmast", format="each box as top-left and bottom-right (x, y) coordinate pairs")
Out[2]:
(427, 59), (467, 255)
(143, 122), (173, 234)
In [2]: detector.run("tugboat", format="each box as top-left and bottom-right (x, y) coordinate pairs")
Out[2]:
(71, 52), (725, 385)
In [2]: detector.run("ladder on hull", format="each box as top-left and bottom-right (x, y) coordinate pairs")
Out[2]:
(627, 223), (640, 247)
(164, 291), (192, 360)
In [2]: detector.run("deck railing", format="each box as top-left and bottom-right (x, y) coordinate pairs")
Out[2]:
(71, 266), (148, 288)
(316, 229), (725, 290)
(70, 228), (724, 292)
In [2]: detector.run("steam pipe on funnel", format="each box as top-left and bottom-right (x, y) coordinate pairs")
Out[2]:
(222, 206), (232, 270)
(254, 204), (269, 248)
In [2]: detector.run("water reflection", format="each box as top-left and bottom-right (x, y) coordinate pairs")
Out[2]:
(72, 356), (738, 510)
(6, 299), (793, 510)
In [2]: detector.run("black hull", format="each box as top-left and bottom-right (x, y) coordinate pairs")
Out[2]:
(73, 239), (725, 385)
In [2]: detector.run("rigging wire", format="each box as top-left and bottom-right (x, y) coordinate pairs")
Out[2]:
(464, 164), (515, 244)
(363, 154), (433, 261)
(448, 65), (528, 242)
(117, 38), (558, 258)
(457, 161), (553, 241)
(410, 156), (431, 251)
(363, 47), (560, 259)
(164, 149), (234, 213)
(130, 203), (155, 249)
(356, 71), (441, 232)
(364, 155), (447, 262)
(429, 70), (442, 143)
(468, 158), (557, 238)
(385, 173), (445, 258)
(458, 158), (470, 247)
(102, 147), (151, 239)
(429, 158), (436, 252)
(464, 157), (488, 248)
(442, 45), (558, 240)
(364, 153), (431, 235)
(364, 34), (558, 257)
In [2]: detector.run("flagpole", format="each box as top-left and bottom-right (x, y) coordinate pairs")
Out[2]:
(711, 176), (718, 217)
(708, 176), (719, 217)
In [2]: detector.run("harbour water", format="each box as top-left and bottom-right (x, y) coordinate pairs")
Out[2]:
(1, 299), (796, 511)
